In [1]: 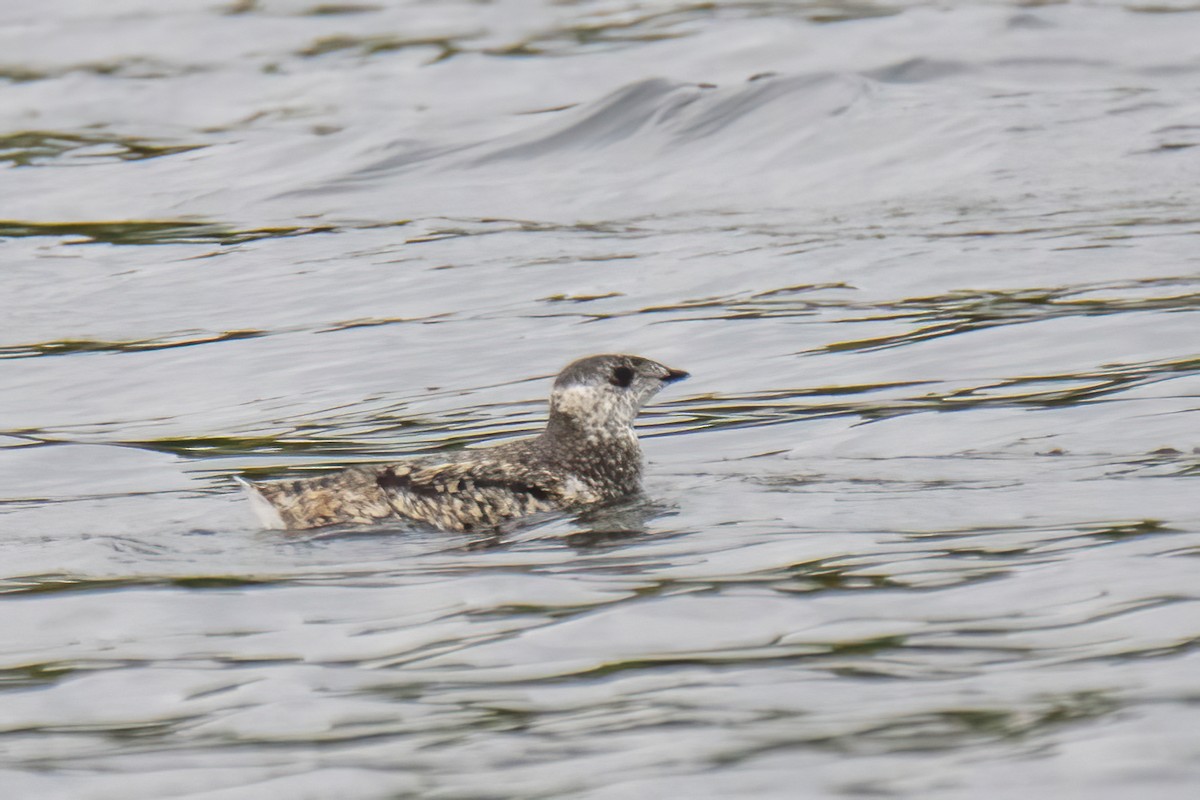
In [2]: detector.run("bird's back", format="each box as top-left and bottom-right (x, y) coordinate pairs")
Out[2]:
(242, 438), (578, 532)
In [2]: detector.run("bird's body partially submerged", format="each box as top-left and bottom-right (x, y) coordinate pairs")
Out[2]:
(238, 354), (688, 532)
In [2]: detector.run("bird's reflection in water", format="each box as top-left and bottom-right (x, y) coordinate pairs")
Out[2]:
(462, 494), (680, 551)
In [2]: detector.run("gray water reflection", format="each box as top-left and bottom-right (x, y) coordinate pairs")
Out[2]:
(2, 1), (1200, 798)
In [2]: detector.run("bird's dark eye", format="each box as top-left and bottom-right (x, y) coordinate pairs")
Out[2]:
(610, 366), (635, 388)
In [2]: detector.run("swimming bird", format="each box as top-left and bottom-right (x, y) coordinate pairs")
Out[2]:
(237, 354), (688, 531)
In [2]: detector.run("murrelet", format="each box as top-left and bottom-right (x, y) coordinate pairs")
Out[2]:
(236, 354), (688, 532)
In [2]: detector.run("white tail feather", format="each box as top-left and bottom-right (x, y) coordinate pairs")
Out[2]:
(234, 476), (286, 530)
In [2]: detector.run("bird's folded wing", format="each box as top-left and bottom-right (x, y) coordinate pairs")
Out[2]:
(373, 458), (574, 531)
(376, 459), (562, 501)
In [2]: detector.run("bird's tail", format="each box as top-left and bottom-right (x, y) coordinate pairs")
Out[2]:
(233, 476), (287, 530)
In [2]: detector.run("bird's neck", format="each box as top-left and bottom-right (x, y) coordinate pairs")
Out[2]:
(541, 412), (643, 495)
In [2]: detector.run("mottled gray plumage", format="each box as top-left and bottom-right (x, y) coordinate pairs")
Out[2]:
(238, 354), (688, 532)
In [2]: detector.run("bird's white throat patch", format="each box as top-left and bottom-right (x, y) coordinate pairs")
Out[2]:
(551, 384), (635, 433)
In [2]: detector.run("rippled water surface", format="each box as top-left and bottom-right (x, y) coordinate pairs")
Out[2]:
(3, 1), (1200, 797)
